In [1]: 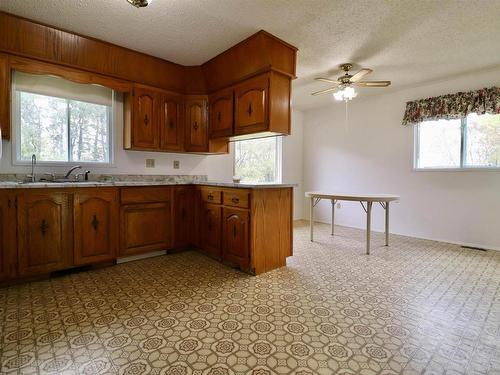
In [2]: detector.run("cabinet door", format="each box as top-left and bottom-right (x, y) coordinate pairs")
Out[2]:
(185, 98), (208, 152)
(17, 192), (71, 276)
(209, 88), (234, 138)
(133, 87), (158, 149)
(200, 203), (222, 258)
(0, 193), (16, 281)
(222, 208), (250, 268)
(159, 94), (184, 152)
(234, 74), (269, 135)
(120, 202), (172, 257)
(74, 189), (118, 265)
(0, 53), (10, 140)
(174, 187), (194, 248)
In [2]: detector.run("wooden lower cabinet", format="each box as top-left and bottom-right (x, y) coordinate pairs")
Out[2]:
(174, 186), (196, 248)
(199, 203), (222, 259)
(120, 202), (172, 257)
(222, 207), (250, 268)
(74, 189), (118, 265)
(0, 192), (16, 281)
(17, 191), (72, 277)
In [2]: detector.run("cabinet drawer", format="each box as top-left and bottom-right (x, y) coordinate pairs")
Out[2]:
(223, 189), (250, 208)
(200, 188), (222, 204)
(121, 187), (172, 204)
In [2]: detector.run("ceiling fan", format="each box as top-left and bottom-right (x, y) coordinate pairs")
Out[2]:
(312, 63), (391, 101)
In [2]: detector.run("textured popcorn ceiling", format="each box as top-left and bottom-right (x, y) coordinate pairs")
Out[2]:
(1, 0), (499, 109)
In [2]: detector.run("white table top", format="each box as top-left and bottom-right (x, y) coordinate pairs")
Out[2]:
(305, 192), (400, 202)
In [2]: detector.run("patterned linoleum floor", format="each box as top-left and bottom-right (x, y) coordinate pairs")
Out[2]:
(1, 221), (500, 375)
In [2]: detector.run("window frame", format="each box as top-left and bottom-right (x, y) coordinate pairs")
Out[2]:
(413, 115), (500, 171)
(232, 135), (283, 184)
(11, 86), (115, 167)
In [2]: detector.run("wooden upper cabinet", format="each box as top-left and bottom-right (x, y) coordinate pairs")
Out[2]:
(209, 88), (234, 138)
(185, 97), (208, 152)
(132, 87), (159, 150)
(222, 207), (250, 268)
(234, 74), (269, 135)
(0, 193), (16, 281)
(73, 189), (118, 265)
(17, 192), (71, 276)
(0, 53), (10, 140)
(159, 94), (184, 152)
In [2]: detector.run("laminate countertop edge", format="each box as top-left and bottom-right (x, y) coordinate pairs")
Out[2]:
(0, 181), (297, 189)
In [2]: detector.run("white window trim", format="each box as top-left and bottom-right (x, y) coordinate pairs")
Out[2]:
(413, 118), (500, 172)
(11, 76), (116, 168)
(232, 135), (283, 184)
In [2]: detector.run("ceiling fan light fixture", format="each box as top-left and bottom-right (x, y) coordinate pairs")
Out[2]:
(127, 0), (152, 8)
(333, 86), (357, 102)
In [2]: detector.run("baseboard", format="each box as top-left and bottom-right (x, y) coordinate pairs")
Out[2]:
(116, 250), (167, 264)
(296, 218), (500, 252)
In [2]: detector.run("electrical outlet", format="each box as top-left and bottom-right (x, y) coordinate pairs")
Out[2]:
(145, 159), (155, 168)
(336, 202), (341, 209)
(173, 160), (180, 169)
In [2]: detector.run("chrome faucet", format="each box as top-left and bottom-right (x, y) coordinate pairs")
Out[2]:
(64, 165), (82, 180)
(27, 154), (36, 182)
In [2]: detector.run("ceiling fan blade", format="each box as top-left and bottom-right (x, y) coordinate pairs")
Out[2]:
(314, 77), (339, 84)
(350, 68), (373, 82)
(356, 80), (391, 87)
(311, 87), (338, 96)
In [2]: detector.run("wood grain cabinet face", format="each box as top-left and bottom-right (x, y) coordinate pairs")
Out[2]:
(0, 193), (16, 281)
(222, 208), (250, 268)
(120, 202), (172, 257)
(17, 192), (71, 276)
(174, 187), (194, 248)
(200, 203), (222, 258)
(234, 75), (269, 135)
(209, 88), (234, 138)
(132, 88), (159, 149)
(74, 190), (118, 265)
(185, 98), (208, 152)
(0, 53), (10, 140)
(159, 94), (184, 152)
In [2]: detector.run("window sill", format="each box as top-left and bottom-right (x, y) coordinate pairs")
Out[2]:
(13, 160), (116, 168)
(413, 167), (500, 172)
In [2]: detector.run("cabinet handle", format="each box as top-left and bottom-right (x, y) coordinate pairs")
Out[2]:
(91, 214), (99, 231)
(247, 103), (253, 116)
(207, 193), (214, 201)
(144, 114), (149, 125)
(231, 197), (240, 204)
(217, 111), (221, 122)
(233, 225), (237, 238)
(7, 199), (11, 208)
(193, 121), (198, 130)
(40, 219), (49, 236)
(169, 120), (174, 128)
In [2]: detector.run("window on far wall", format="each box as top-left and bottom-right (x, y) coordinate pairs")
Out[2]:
(233, 136), (282, 183)
(13, 71), (113, 164)
(415, 113), (500, 169)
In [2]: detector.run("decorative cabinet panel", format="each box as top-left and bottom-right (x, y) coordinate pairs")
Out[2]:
(174, 186), (195, 248)
(209, 88), (234, 138)
(222, 207), (250, 268)
(120, 202), (172, 257)
(73, 189), (118, 265)
(185, 97), (209, 152)
(17, 192), (71, 276)
(200, 203), (222, 259)
(0, 193), (16, 281)
(159, 94), (184, 152)
(0, 53), (10, 140)
(234, 74), (269, 135)
(132, 87), (159, 150)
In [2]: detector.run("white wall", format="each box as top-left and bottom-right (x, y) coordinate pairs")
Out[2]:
(302, 67), (500, 250)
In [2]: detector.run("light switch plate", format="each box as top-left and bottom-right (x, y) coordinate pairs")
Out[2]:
(173, 160), (180, 169)
(336, 203), (341, 209)
(145, 159), (155, 168)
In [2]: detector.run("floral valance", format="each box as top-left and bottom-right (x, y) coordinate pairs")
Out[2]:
(402, 86), (500, 125)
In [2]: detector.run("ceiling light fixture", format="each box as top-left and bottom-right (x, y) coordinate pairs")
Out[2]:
(127, 0), (152, 8)
(333, 86), (357, 102)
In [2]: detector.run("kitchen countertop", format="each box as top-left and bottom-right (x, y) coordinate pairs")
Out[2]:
(0, 181), (297, 189)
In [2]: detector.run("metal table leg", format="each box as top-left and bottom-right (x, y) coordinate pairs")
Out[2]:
(366, 201), (372, 255)
(331, 200), (336, 236)
(385, 201), (390, 246)
(310, 198), (314, 241)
